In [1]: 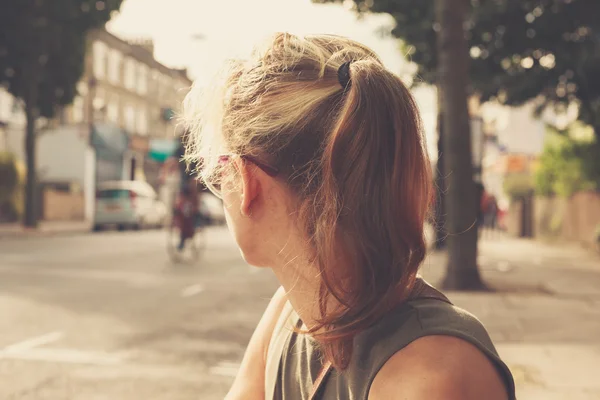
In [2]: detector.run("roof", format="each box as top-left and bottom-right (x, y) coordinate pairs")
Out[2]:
(89, 29), (193, 85)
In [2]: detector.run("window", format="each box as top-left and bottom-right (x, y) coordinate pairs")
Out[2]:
(108, 49), (122, 85)
(160, 75), (171, 98)
(92, 41), (108, 79)
(124, 104), (135, 132)
(107, 98), (119, 123)
(93, 87), (105, 111)
(138, 64), (148, 95)
(77, 81), (88, 96)
(150, 70), (159, 94)
(137, 107), (148, 135)
(72, 96), (85, 123)
(124, 58), (136, 90)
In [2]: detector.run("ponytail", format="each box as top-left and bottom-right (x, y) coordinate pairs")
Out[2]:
(310, 59), (432, 369)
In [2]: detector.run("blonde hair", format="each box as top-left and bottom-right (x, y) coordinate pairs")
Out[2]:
(183, 33), (432, 369)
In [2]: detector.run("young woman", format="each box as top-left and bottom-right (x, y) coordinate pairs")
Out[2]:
(183, 33), (515, 400)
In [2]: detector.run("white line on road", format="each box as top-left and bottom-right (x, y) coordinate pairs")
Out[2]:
(0, 347), (124, 365)
(3, 331), (64, 353)
(497, 260), (512, 272)
(0, 265), (163, 287)
(209, 361), (240, 377)
(248, 266), (263, 274)
(181, 284), (204, 297)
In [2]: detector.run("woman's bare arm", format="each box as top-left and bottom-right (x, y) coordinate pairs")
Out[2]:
(225, 286), (288, 400)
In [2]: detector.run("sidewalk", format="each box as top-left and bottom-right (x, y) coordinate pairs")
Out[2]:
(0, 220), (91, 239)
(422, 235), (600, 400)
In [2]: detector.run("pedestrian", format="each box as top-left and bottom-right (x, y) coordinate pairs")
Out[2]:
(183, 33), (515, 400)
(476, 182), (487, 235)
(486, 195), (499, 236)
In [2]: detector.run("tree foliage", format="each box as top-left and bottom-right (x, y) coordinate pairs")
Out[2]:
(0, 0), (123, 118)
(534, 123), (600, 197)
(315, 0), (600, 137)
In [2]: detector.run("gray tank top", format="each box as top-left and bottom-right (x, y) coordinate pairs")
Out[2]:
(266, 280), (516, 400)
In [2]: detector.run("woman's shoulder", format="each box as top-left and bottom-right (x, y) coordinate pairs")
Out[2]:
(354, 291), (493, 352)
(368, 334), (511, 400)
(348, 295), (515, 399)
(407, 296), (494, 343)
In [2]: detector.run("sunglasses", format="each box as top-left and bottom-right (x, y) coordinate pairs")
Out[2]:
(204, 154), (279, 198)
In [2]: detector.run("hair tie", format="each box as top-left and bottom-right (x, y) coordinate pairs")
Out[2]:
(337, 61), (352, 90)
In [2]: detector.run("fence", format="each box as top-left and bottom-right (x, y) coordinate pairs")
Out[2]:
(533, 191), (600, 248)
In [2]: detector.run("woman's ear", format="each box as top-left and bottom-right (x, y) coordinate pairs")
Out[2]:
(235, 158), (260, 217)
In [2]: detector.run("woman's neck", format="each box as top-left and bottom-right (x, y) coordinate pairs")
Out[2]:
(271, 262), (321, 329)
(269, 236), (330, 330)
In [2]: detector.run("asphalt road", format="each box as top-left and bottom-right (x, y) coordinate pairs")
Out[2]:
(0, 227), (279, 400)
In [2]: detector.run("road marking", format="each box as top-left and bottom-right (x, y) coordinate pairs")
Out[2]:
(210, 361), (240, 377)
(0, 265), (162, 287)
(497, 260), (512, 272)
(3, 331), (64, 353)
(0, 347), (124, 365)
(181, 284), (204, 297)
(0, 331), (125, 366)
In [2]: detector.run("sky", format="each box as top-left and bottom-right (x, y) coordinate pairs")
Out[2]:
(107, 0), (437, 155)
(107, 0), (409, 82)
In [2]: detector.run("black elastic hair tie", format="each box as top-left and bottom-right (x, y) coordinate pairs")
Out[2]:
(337, 61), (352, 90)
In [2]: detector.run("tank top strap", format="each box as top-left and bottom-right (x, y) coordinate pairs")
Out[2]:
(265, 300), (297, 400)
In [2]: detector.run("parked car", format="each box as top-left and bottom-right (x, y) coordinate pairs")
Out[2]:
(94, 181), (168, 231)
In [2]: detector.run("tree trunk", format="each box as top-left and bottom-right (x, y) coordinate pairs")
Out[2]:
(433, 86), (446, 250)
(23, 86), (39, 228)
(436, 0), (485, 290)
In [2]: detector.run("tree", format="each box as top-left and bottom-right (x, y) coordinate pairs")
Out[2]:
(0, 0), (123, 227)
(435, 0), (483, 289)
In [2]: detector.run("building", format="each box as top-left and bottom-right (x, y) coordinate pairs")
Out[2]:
(66, 28), (192, 188)
(67, 29), (191, 139)
(1, 28), (193, 224)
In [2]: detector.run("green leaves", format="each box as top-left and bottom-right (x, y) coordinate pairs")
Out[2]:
(534, 124), (600, 197)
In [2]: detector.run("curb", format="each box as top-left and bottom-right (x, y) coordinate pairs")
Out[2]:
(0, 226), (91, 240)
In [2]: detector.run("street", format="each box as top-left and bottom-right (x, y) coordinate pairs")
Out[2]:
(1, 228), (600, 399)
(0, 227), (278, 400)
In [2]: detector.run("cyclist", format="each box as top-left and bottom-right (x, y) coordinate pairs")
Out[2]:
(173, 182), (198, 251)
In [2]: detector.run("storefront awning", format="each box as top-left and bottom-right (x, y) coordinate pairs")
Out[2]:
(148, 138), (178, 162)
